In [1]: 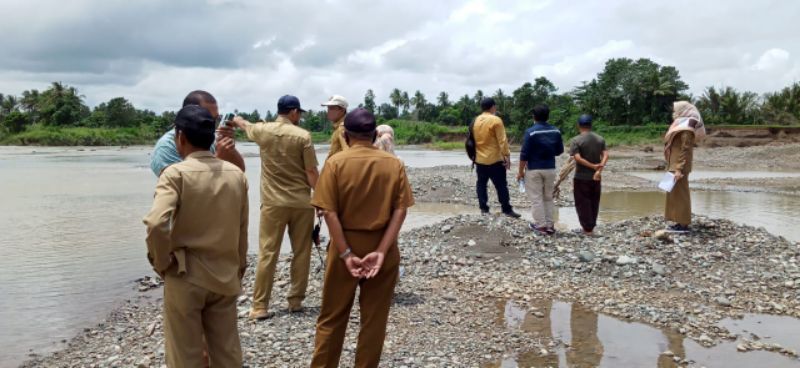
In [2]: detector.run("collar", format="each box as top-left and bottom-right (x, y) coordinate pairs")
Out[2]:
(185, 150), (214, 160)
(349, 141), (376, 149)
(276, 115), (294, 125)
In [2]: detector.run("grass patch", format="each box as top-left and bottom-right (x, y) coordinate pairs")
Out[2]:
(0, 125), (159, 146)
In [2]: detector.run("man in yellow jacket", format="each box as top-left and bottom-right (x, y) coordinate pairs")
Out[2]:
(473, 97), (520, 218)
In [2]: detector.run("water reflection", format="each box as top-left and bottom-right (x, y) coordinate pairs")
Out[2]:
(494, 300), (800, 368)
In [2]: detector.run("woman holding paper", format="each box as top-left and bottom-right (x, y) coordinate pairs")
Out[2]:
(663, 101), (706, 233)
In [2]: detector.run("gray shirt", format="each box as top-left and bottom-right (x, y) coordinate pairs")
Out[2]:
(569, 131), (606, 181)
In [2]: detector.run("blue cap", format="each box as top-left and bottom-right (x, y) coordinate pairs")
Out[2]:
(578, 114), (593, 126)
(277, 95), (306, 113)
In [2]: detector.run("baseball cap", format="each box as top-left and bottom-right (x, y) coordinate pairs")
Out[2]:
(578, 114), (593, 126)
(321, 95), (349, 109)
(344, 108), (376, 133)
(277, 95), (306, 113)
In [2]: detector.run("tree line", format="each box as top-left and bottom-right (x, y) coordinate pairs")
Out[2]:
(2, 58), (799, 140)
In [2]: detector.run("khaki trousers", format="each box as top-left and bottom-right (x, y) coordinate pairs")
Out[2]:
(163, 274), (241, 368)
(252, 205), (314, 311)
(310, 231), (400, 368)
(525, 169), (556, 227)
(665, 174), (691, 225)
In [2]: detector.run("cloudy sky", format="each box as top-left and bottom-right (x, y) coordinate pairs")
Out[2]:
(1, 0), (798, 113)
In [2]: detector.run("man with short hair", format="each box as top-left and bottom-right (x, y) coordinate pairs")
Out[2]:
(309, 107), (414, 368)
(517, 104), (564, 235)
(473, 97), (520, 218)
(322, 95), (349, 159)
(229, 95), (319, 319)
(150, 90), (245, 176)
(143, 105), (249, 367)
(569, 114), (609, 235)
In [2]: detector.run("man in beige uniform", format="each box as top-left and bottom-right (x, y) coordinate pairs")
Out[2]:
(310, 108), (414, 368)
(322, 95), (349, 159)
(229, 95), (319, 319)
(143, 105), (249, 367)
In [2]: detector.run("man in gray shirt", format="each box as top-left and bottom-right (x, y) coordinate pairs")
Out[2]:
(569, 115), (609, 235)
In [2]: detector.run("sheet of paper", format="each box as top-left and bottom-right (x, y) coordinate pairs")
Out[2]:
(658, 172), (676, 192)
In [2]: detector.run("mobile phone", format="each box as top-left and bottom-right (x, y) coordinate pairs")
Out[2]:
(220, 113), (234, 127)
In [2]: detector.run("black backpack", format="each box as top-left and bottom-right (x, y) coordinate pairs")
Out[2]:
(465, 119), (477, 169)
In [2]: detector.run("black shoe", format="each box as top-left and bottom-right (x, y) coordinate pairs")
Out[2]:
(666, 224), (690, 233)
(503, 210), (521, 218)
(480, 209), (490, 215)
(529, 223), (549, 235)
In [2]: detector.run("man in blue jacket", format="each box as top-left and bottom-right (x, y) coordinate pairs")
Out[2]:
(517, 105), (564, 235)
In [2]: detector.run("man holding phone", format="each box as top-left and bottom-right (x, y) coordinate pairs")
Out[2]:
(228, 95), (319, 320)
(150, 90), (246, 176)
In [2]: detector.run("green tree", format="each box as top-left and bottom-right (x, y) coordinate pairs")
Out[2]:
(363, 89), (376, 113)
(410, 90), (427, 120)
(2, 111), (30, 133)
(400, 91), (410, 116)
(696, 86), (761, 125)
(37, 82), (89, 126)
(762, 82), (800, 125)
(436, 91), (450, 109)
(389, 88), (403, 114)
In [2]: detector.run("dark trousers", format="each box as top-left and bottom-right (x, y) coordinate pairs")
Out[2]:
(476, 162), (512, 213)
(573, 178), (601, 232)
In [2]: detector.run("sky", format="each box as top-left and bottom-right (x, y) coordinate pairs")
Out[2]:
(0, 0), (798, 113)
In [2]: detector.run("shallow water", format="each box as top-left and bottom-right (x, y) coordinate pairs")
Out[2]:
(490, 300), (800, 368)
(0, 146), (797, 367)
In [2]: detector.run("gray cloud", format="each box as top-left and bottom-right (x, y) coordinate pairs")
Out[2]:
(0, 0), (798, 112)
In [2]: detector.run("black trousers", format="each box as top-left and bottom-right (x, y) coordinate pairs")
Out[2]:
(476, 162), (512, 213)
(573, 178), (601, 232)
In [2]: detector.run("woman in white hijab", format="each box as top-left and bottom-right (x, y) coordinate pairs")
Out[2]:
(663, 101), (706, 233)
(375, 124), (396, 155)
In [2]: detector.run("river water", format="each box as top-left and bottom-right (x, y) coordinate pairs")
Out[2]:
(0, 144), (798, 366)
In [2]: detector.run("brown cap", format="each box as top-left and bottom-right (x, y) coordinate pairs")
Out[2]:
(344, 108), (376, 133)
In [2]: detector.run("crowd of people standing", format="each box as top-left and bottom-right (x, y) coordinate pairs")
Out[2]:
(142, 89), (704, 367)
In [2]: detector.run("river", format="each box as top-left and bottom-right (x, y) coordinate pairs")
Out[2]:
(0, 144), (797, 367)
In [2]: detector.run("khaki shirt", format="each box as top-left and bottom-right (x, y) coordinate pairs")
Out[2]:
(667, 130), (694, 174)
(143, 151), (248, 296)
(244, 116), (319, 208)
(312, 142), (414, 233)
(473, 112), (511, 165)
(327, 118), (349, 159)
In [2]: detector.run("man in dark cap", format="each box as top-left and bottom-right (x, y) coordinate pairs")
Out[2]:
(309, 108), (414, 368)
(143, 105), (249, 367)
(568, 114), (608, 235)
(228, 95), (319, 319)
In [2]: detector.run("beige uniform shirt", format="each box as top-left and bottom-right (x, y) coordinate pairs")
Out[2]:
(312, 142), (414, 233)
(244, 116), (319, 208)
(143, 151), (249, 296)
(473, 112), (511, 165)
(327, 118), (349, 159)
(667, 130), (694, 174)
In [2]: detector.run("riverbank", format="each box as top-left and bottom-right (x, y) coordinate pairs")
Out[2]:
(21, 213), (800, 367)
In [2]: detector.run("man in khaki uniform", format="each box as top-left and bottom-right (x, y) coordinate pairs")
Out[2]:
(309, 108), (415, 368)
(229, 95), (319, 319)
(322, 95), (349, 159)
(143, 105), (249, 367)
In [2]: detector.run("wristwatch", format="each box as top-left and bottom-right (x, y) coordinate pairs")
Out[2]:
(339, 248), (352, 260)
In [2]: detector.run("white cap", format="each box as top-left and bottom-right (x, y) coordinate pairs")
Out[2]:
(321, 95), (349, 109)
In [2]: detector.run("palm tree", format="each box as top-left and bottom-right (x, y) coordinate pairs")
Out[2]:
(410, 90), (427, 120)
(437, 91), (450, 108)
(389, 88), (402, 115)
(401, 91), (410, 116)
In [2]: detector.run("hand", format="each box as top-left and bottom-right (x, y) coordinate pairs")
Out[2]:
(516, 172), (525, 181)
(593, 171), (602, 182)
(594, 163), (605, 171)
(217, 125), (235, 139)
(229, 116), (248, 129)
(215, 136), (235, 153)
(503, 157), (511, 170)
(344, 255), (364, 278)
(315, 208), (326, 217)
(673, 170), (684, 182)
(360, 251), (385, 279)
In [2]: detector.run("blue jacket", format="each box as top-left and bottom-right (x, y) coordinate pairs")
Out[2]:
(519, 122), (564, 170)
